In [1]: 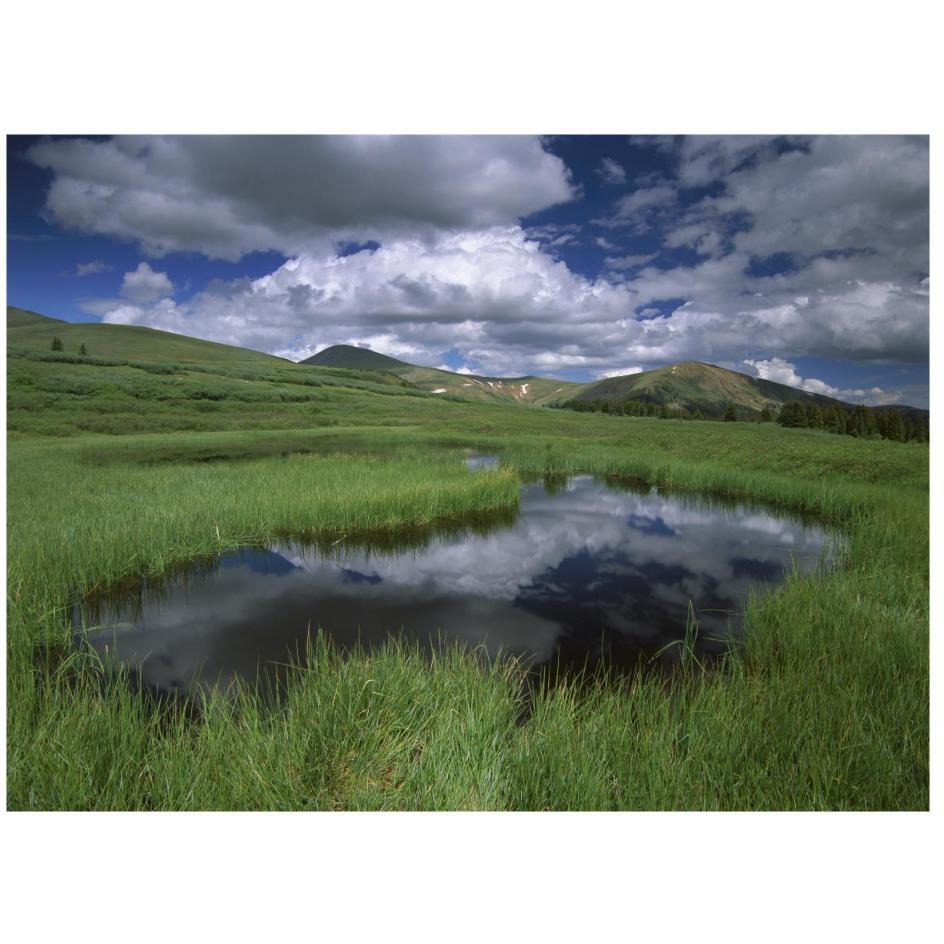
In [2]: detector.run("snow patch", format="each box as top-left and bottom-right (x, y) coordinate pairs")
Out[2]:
(431, 388), (447, 394)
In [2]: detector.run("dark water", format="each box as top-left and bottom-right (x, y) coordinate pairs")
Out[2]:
(77, 473), (833, 697)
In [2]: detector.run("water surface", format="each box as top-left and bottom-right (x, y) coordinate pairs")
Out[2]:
(78, 475), (833, 697)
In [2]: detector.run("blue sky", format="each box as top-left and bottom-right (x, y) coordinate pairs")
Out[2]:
(7, 134), (929, 407)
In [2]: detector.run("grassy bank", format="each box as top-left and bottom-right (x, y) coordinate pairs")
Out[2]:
(6, 348), (929, 809)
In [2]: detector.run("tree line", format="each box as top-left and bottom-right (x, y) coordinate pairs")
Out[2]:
(559, 398), (709, 420)
(777, 400), (928, 442)
(552, 396), (928, 442)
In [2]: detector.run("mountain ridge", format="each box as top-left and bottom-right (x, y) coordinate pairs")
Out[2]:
(6, 310), (926, 416)
(301, 344), (928, 417)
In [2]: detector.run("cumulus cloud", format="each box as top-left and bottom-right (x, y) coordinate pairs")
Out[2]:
(74, 259), (110, 276)
(98, 227), (643, 375)
(742, 357), (900, 406)
(28, 135), (576, 260)
(120, 261), (174, 303)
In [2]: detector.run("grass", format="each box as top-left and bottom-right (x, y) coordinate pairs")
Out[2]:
(6, 305), (287, 365)
(5, 339), (929, 810)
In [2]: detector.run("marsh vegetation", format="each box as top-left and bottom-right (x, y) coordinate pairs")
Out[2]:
(6, 336), (929, 810)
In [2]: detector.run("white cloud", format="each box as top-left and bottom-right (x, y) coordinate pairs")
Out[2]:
(742, 357), (900, 406)
(605, 252), (658, 270)
(597, 158), (626, 185)
(99, 227), (642, 374)
(596, 366), (644, 379)
(526, 222), (582, 252)
(120, 261), (174, 303)
(604, 136), (928, 364)
(613, 185), (675, 218)
(74, 259), (110, 276)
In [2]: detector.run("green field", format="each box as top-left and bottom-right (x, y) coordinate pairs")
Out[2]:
(5, 311), (929, 809)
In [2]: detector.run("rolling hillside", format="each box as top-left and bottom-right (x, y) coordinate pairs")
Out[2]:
(9, 310), (926, 422)
(301, 344), (583, 404)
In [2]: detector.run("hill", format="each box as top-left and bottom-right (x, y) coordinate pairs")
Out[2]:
(302, 344), (583, 405)
(6, 306), (288, 367)
(568, 361), (879, 418)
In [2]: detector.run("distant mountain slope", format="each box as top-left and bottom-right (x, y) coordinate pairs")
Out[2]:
(300, 344), (410, 371)
(301, 344), (583, 404)
(6, 306), (287, 366)
(566, 361), (865, 417)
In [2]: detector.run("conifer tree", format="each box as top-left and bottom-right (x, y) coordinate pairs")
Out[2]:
(778, 401), (807, 428)
(724, 403), (737, 422)
(50, 337), (63, 351)
(884, 410), (903, 442)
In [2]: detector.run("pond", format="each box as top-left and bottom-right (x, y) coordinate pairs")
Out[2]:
(76, 469), (834, 698)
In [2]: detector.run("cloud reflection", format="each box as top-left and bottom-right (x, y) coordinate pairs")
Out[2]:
(84, 478), (832, 695)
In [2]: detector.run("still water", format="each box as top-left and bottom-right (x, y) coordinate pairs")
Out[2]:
(78, 473), (833, 696)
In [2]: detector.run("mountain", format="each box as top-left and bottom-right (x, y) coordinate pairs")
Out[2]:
(299, 344), (408, 371)
(6, 306), (288, 367)
(566, 361), (888, 418)
(301, 344), (583, 404)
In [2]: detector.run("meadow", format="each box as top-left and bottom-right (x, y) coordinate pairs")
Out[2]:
(5, 339), (929, 809)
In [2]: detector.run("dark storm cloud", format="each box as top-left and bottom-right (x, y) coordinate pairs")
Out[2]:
(28, 135), (576, 260)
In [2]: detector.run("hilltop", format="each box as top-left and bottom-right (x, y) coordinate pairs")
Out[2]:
(565, 360), (927, 420)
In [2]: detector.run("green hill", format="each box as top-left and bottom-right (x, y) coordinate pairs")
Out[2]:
(566, 361), (860, 417)
(302, 344), (583, 405)
(6, 306), (288, 366)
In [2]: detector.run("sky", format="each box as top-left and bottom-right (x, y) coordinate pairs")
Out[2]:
(6, 134), (930, 407)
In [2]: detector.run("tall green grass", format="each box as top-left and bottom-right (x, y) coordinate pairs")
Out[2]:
(6, 365), (928, 810)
